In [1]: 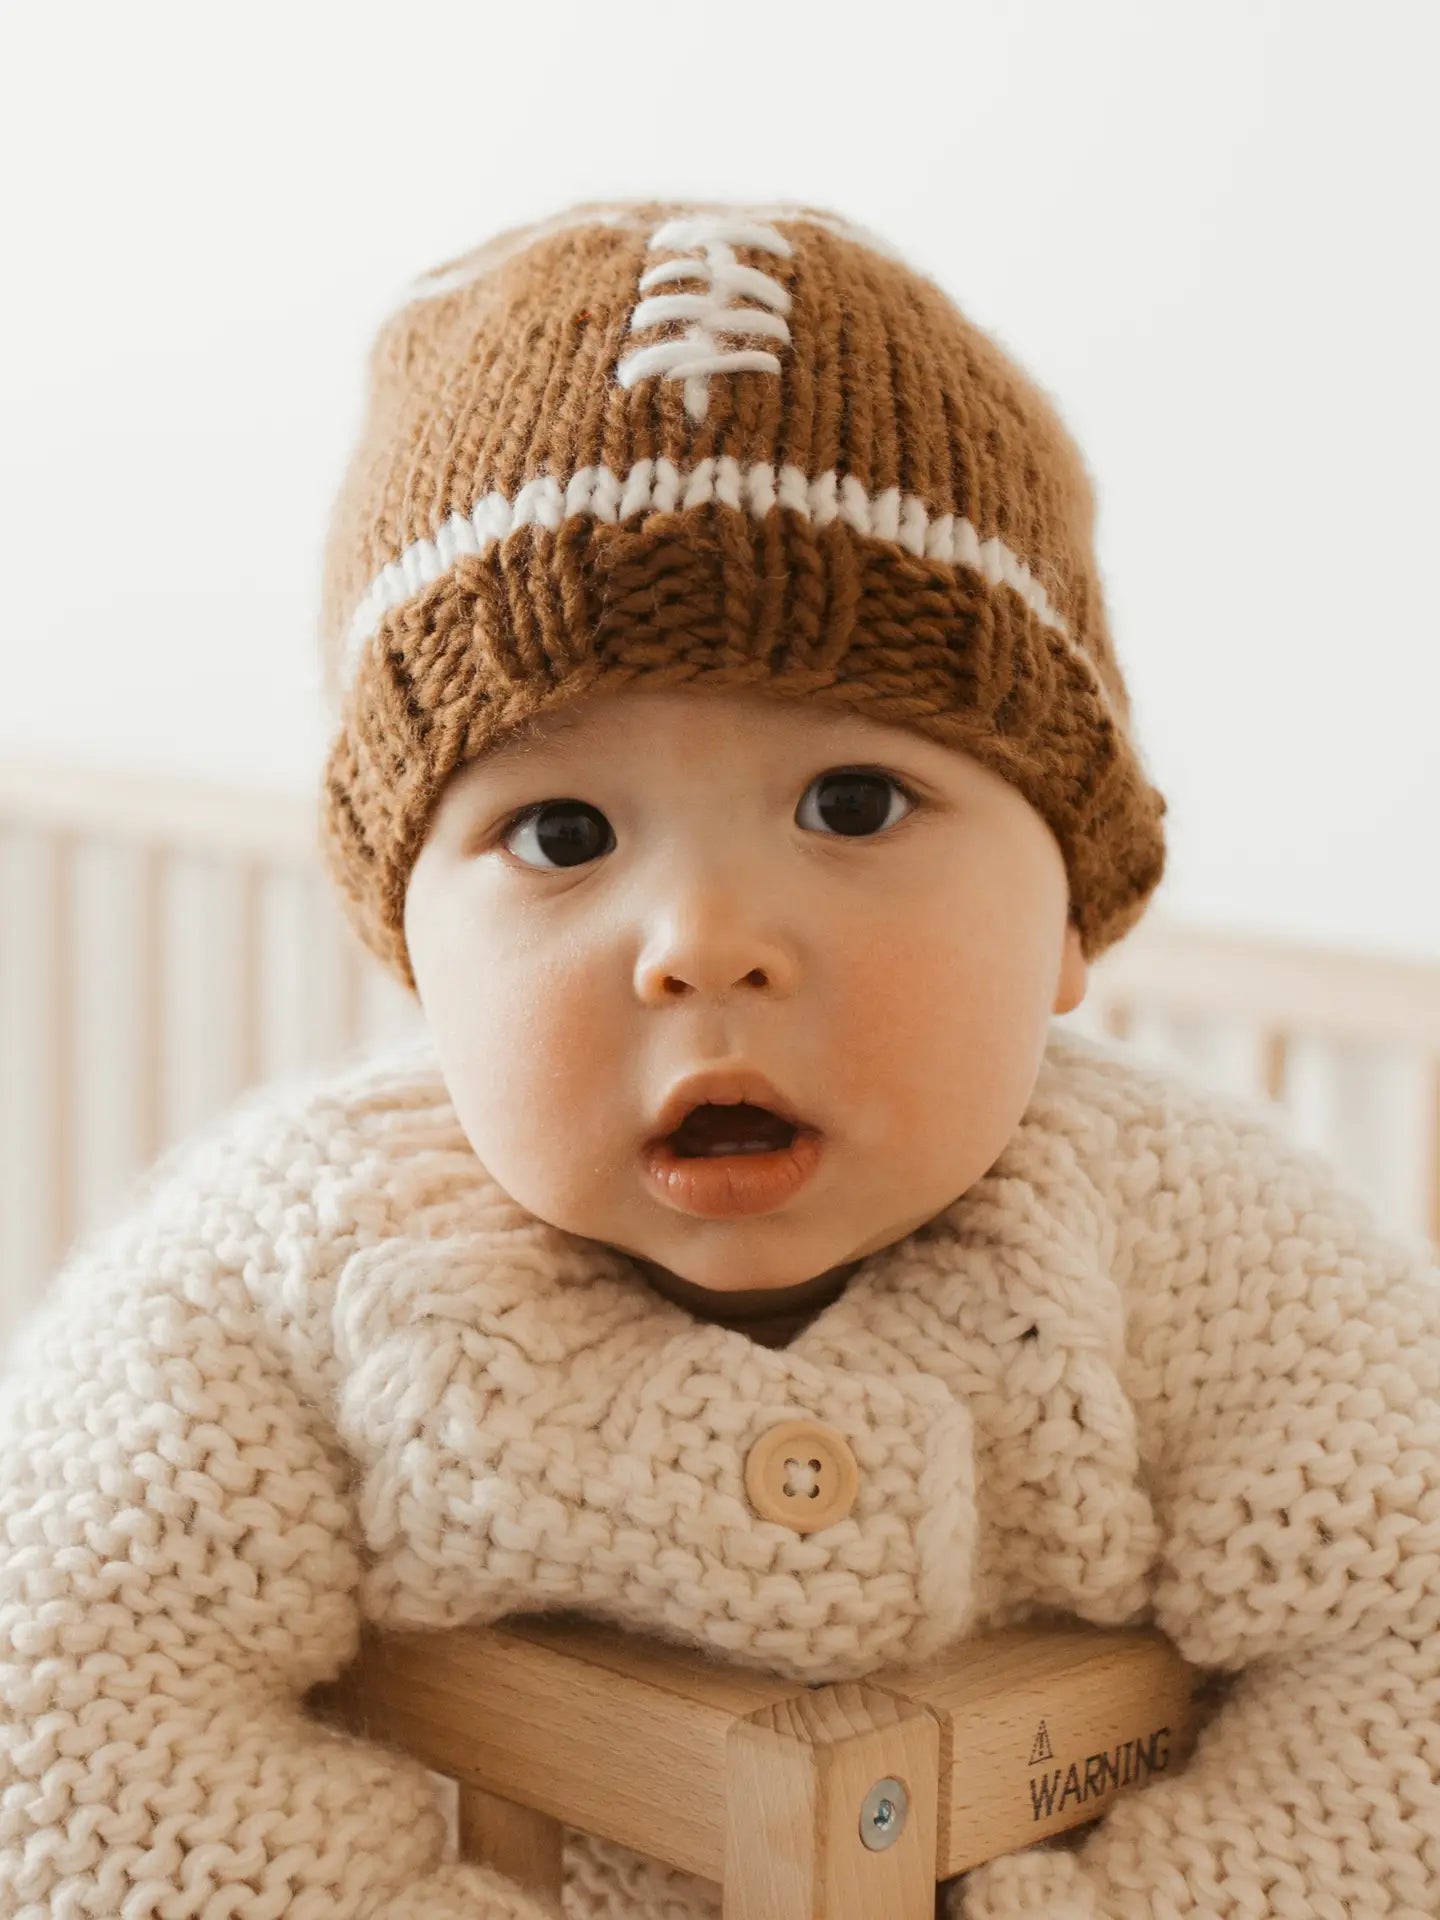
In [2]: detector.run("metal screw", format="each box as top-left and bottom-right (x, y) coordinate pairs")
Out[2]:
(859, 1775), (908, 1851)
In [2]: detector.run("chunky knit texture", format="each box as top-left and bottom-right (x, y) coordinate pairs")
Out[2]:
(2, 1023), (1438, 1917)
(316, 199), (1168, 993)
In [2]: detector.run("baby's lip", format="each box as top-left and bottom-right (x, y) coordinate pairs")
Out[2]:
(645, 1065), (819, 1147)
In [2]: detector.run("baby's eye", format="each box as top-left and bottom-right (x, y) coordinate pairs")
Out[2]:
(499, 798), (614, 871)
(796, 768), (917, 839)
(496, 768), (918, 872)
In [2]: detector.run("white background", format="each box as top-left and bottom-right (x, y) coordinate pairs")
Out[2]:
(2, 0), (1435, 957)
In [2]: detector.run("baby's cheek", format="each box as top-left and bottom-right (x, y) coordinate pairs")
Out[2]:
(481, 992), (629, 1201)
(913, 998), (1052, 1187)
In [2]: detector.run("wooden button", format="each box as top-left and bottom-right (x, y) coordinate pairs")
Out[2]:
(743, 1418), (859, 1534)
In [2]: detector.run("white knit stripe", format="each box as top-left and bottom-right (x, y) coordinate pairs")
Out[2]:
(387, 203), (909, 319)
(335, 457), (1075, 699)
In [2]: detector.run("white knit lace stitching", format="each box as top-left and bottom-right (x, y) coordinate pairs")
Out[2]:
(615, 214), (794, 426)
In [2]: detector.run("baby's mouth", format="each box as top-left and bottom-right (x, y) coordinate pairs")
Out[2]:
(663, 1101), (803, 1159)
(642, 1099), (827, 1216)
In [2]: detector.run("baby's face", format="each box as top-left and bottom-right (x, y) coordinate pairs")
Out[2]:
(404, 687), (1087, 1301)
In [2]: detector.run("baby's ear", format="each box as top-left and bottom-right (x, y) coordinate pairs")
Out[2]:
(1053, 918), (1089, 1016)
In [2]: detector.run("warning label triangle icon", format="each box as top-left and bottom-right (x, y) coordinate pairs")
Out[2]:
(1028, 1719), (1055, 1766)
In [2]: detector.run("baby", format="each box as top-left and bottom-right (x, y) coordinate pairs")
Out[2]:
(2, 198), (1438, 1920)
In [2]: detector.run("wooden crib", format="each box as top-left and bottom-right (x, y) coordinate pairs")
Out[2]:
(3, 751), (1438, 1915)
(3, 750), (1436, 1337)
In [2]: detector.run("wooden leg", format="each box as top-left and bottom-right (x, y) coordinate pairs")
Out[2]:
(722, 1682), (940, 1920)
(456, 1781), (565, 1907)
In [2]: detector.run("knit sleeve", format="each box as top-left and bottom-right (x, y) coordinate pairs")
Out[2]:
(953, 1078), (1440, 1917)
(0, 1126), (555, 1919)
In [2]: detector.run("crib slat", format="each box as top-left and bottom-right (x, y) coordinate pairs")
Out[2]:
(1260, 1030), (1289, 1103)
(40, 829), (78, 1281)
(339, 909), (366, 1056)
(1099, 1000), (1132, 1042)
(234, 859), (265, 1091)
(133, 843), (166, 1176)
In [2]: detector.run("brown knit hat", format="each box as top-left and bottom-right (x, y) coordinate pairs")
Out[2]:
(316, 198), (1166, 994)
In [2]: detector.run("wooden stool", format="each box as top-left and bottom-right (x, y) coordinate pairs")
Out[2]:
(308, 1613), (1212, 1919)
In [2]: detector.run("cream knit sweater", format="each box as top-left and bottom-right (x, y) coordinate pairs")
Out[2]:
(2, 1022), (1438, 1918)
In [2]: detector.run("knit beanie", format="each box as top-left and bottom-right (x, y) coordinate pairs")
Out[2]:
(316, 198), (1167, 995)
